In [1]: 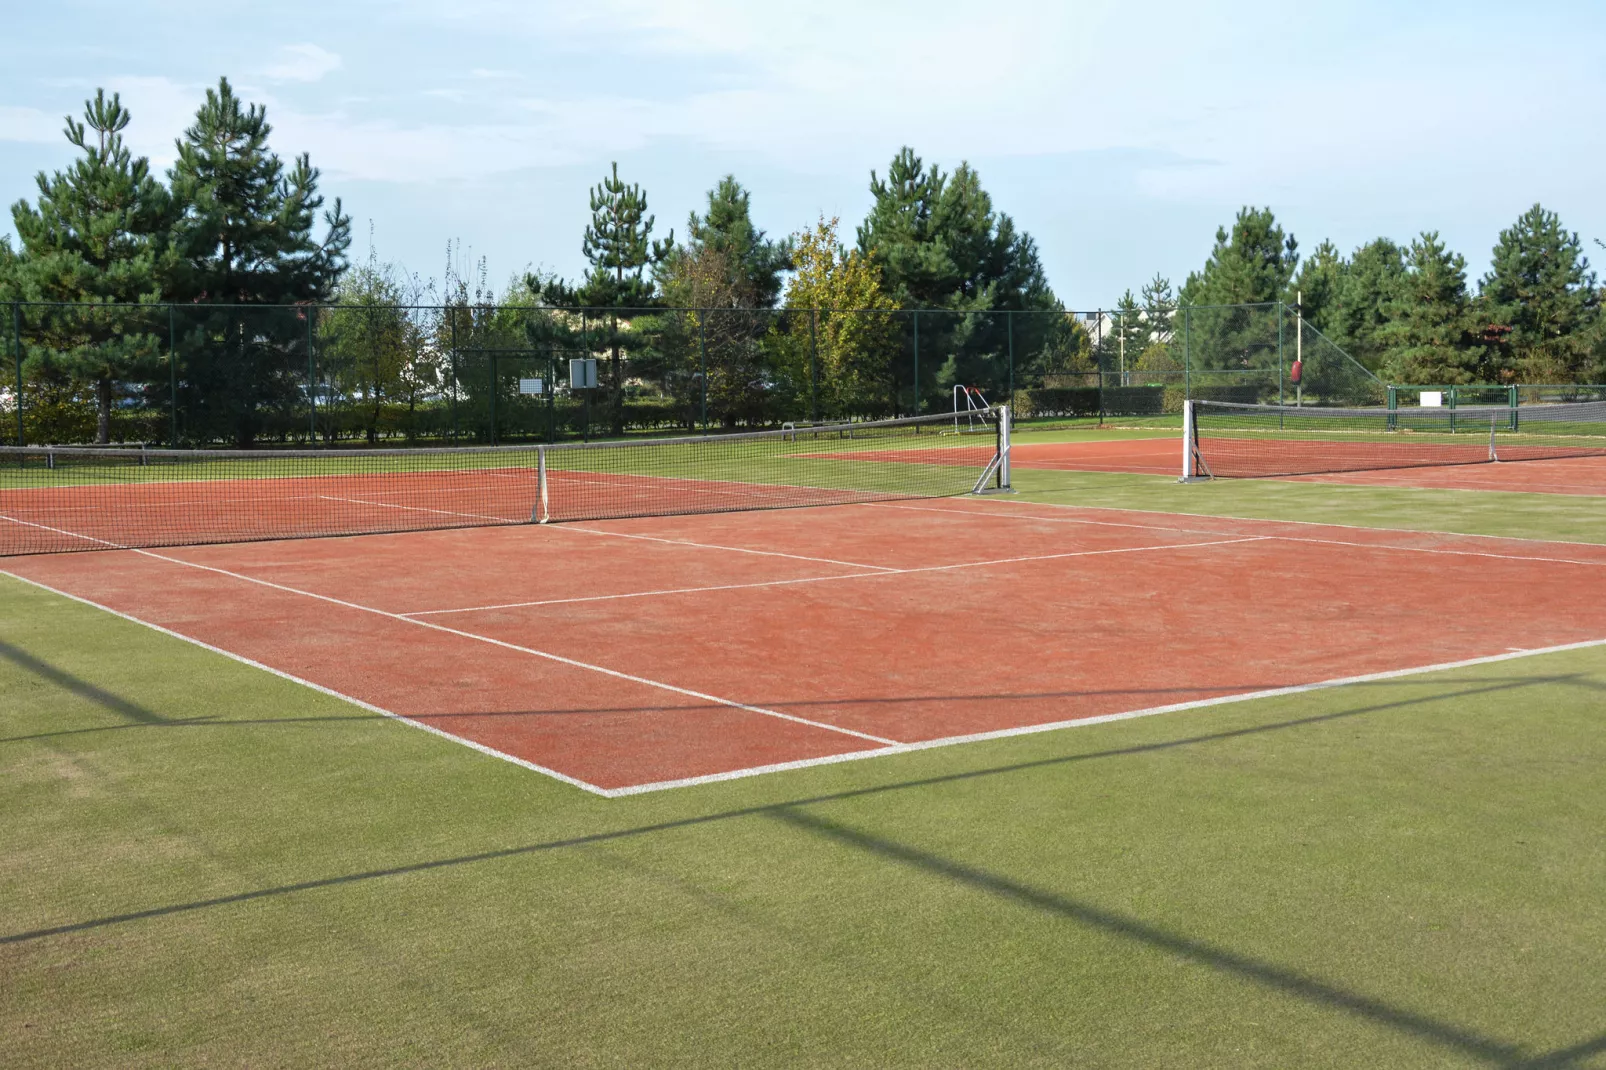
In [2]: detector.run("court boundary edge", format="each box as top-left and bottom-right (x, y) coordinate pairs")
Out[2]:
(605, 636), (1606, 795)
(9, 567), (1605, 800)
(967, 494), (1606, 549)
(0, 569), (615, 797)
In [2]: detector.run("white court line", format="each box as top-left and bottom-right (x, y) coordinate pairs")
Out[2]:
(0, 512), (126, 548)
(106, 547), (901, 748)
(969, 494), (1606, 549)
(9, 546), (1606, 798)
(317, 494), (520, 525)
(604, 635), (1606, 796)
(400, 536), (1268, 617)
(556, 524), (899, 572)
(0, 570), (614, 797)
(873, 500), (1606, 568)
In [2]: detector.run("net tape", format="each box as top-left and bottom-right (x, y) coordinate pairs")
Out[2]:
(1189, 399), (1606, 478)
(0, 409), (1004, 556)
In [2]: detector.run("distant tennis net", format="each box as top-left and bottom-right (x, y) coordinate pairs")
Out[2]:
(0, 410), (1008, 556)
(1184, 399), (1606, 479)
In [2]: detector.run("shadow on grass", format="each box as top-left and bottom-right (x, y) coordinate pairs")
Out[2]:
(770, 805), (1528, 1065)
(4, 671), (1602, 1061)
(8, 669), (1600, 747)
(0, 639), (212, 730)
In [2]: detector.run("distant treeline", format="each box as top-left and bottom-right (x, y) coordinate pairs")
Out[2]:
(2, 80), (1599, 444)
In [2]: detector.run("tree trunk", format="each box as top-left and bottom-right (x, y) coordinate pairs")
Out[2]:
(96, 377), (112, 445)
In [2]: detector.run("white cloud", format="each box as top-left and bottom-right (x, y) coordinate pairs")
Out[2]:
(0, 105), (60, 144)
(263, 43), (342, 83)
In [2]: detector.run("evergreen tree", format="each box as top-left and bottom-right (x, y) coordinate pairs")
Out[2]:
(1140, 274), (1176, 338)
(1179, 207), (1298, 307)
(1180, 208), (1297, 378)
(9, 90), (175, 442)
(168, 77), (350, 445)
(1481, 204), (1599, 381)
(856, 148), (1056, 409)
(1292, 239), (1344, 333)
(1324, 238), (1406, 372)
(856, 147), (1054, 312)
(1107, 289), (1145, 383)
(1379, 232), (1486, 384)
(576, 161), (672, 434)
(662, 176), (791, 309)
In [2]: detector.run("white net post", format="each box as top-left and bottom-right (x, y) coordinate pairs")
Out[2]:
(1181, 400), (1195, 481)
(534, 445), (550, 523)
(998, 403), (1011, 489)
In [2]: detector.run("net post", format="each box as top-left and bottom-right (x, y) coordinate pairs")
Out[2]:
(535, 445), (550, 523)
(1181, 399), (1194, 480)
(997, 404), (1011, 490)
(1175, 398), (1201, 481)
(1488, 413), (1499, 463)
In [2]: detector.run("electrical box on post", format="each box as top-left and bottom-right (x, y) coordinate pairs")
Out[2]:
(569, 358), (598, 390)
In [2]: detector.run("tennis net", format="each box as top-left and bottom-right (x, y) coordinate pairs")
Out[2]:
(0, 409), (1009, 556)
(1185, 399), (1606, 479)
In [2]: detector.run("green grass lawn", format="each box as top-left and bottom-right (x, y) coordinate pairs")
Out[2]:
(5, 442), (1606, 1067)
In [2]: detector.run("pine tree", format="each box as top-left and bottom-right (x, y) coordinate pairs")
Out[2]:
(9, 90), (175, 442)
(1180, 208), (1298, 378)
(1379, 233), (1486, 384)
(577, 162), (672, 434)
(1480, 204), (1599, 382)
(168, 78), (350, 445)
(1326, 238), (1406, 372)
(856, 148), (1053, 312)
(1292, 240), (1344, 333)
(646, 177), (794, 427)
(664, 176), (791, 309)
(856, 148), (1055, 409)
(1179, 207), (1298, 307)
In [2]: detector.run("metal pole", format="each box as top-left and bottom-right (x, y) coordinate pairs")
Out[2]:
(1096, 311), (1105, 426)
(809, 308), (819, 423)
(307, 304), (317, 444)
(169, 304), (179, 447)
(1007, 310), (1014, 405)
(490, 348), (498, 446)
(449, 312), (459, 442)
(912, 310), (920, 416)
(11, 302), (22, 447)
(699, 313), (708, 433)
(1184, 307), (1191, 401)
(1278, 300), (1285, 408)
(1295, 293), (1303, 408)
(1119, 310), (1125, 387)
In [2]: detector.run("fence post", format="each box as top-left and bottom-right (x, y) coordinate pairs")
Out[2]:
(809, 308), (819, 423)
(490, 348), (498, 446)
(1277, 301), (1285, 408)
(168, 305), (179, 447)
(11, 302), (22, 447)
(307, 305), (317, 444)
(699, 313), (708, 434)
(1095, 312), (1105, 426)
(913, 310), (920, 415)
(449, 313), (459, 442)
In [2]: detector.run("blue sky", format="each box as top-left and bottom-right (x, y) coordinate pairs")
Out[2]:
(2, 0), (1602, 308)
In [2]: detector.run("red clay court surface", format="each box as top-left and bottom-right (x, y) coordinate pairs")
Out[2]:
(1009, 438), (1606, 495)
(7, 497), (1606, 796)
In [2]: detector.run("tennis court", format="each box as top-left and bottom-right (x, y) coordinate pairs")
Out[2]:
(8, 491), (1606, 795)
(1005, 399), (1606, 496)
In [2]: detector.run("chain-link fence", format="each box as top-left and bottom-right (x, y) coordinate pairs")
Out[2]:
(3, 300), (1386, 447)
